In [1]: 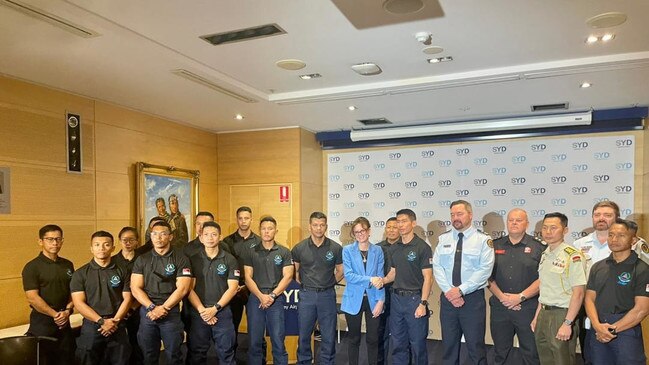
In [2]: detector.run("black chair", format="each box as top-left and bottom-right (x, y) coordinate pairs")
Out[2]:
(0, 335), (59, 365)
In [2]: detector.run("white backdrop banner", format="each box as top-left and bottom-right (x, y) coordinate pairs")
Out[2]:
(326, 135), (635, 246)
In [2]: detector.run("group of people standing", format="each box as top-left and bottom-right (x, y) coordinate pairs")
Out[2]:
(19, 199), (649, 365)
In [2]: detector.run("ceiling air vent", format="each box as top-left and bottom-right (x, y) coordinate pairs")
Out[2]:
(1, 0), (100, 38)
(531, 102), (569, 112)
(172, 69), (258, 103)
(200, 23), (286, 46)
(358, 118), (392, 126)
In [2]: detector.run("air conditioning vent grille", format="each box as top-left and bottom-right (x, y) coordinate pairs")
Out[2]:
(358, 118), (392, 126)
(531, 102), (569, 112)
(200, 23), (286, 46)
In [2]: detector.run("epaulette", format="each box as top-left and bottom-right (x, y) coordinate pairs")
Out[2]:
(563, 246), (577, 255)
(533, 236), (547, 246)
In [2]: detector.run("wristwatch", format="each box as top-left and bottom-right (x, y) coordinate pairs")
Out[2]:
(269, 292), (277, 299)
(420, 300), (428, 306)
(147, 303), (156, 312)
(97, 318), (105, 326)
(215, 303), (222, 311)
(563, 318), (573, 326)
(519, 294), (527, 302)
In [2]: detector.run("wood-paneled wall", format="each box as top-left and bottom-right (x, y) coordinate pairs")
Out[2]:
(0, 76), (218, 327)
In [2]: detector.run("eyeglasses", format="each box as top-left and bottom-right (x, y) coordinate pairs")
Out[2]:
(151, 232), (170, 238)
(353, 229), (368, 236)
(120, 238), (138, 243)
(42, 237), (64, 243)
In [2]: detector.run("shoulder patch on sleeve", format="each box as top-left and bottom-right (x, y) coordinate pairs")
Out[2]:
(641, 242), (649, 254)
(487, 239), (493, 248)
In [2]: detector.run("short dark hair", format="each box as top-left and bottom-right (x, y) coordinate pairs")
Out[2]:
(39, 224), (63, 239)
(152, 220), (172, 231)
(236, 206), (252, 216)
(118, 226), (139, 240)
(196, 211), (214, 220)
(386, 217), (397, 224)
(309, 211), (327, 223)
(148, 216), (166, 225)
(155, 197), (165, 206)
(260, 216), (277, 226)
(592, 201), (620, 218)
(201, 221), (221, 233)
(543, 212), (568, 228)
(396, 209), (416, 221)
(168, 194), (178, 203)
(612, 218), (638, 235)
(450, 200), (473, 212)
(91, 230), (114, 242)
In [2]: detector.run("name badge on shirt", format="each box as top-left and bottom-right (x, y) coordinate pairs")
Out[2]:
(495, 249), (506, 255)
(524, 247), (532, 254)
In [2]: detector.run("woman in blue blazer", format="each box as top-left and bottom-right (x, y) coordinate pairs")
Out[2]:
(341, 217), (385, 365)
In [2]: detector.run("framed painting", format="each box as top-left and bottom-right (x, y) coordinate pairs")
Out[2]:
(137, 162), (199, 247)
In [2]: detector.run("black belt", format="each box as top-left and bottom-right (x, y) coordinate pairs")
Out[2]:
(392, 288), (422, 296)
(302, 286), (333, 292)
(541, 304), (566, 311)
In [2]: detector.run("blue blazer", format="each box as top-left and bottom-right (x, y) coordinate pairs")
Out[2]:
(340, 242), (385, 315)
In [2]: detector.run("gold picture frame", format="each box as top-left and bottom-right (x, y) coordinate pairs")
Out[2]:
(136, 162), (199, 246)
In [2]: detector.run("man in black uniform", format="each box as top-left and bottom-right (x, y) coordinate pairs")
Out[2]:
(186, 221), (239, 365)
(22, 224), (75, 365)
(245, 216), (294, 365)
(584, 218), (649, 365)
(292, 211), (343, 365)
(377, 216), (400, 365)
(222, 206), (261, 361)
(382, 209), (433, 365)
(488, 209), (544, 365)
(137, 216), (166, 256)
(182, 211), (215, 258)
(131, 220), (192, 365)
(113, 226), (145, 365)
(71, 230), (132, 364)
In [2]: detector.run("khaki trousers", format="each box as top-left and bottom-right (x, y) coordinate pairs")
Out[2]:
(534, 306), (579, 365)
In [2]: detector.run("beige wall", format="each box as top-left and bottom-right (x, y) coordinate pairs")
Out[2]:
(0, 76), (218, 327)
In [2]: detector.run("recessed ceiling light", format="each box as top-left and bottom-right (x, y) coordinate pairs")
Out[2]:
(601, 33), (615, 42)
(234, 114), (244, 120)
(586, 12), (627, 29)
(299, 73), (322, 80)
(427, 56), (453, 64)
(580, 82), (592, 88)
(276, 59), (306, 70)
(422, 46), (444, 55)
(586, 35), (599, 44)
(348, 106), (357, 111)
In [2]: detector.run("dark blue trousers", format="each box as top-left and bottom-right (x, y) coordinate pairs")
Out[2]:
(296, 288), (337, 365)
(489, 299), (539, 365)
(589, 313), (646, 365)
(186, 306), (235, 365)
(440, 289), (487, 365)
(390, 293), (429, 365)
(76, 318), (131, 365)
(377, 288), (391, 365)
(137, 306), (184, 365)
(248, 294), (288, 365)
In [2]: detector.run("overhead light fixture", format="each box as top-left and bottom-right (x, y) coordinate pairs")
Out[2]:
(428, 56), (453, 63)
(348, 106), (358, 111)
(349, 111), (592, 142)
(1, 0), (100, 38)
(601, 33), (615, 42)
(586, 35), (599, 44)
(299, 73), (322, 80)
(585, 34), (615, 44)
(171, 69), (258, 103)
(580, 82), (592, 88)
(351, 63), (382, 76)
(234, 114), (244, 120)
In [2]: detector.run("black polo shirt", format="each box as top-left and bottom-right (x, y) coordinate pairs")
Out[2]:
(189, 247), (239, 311)
(135, 241), (153, 256)
(70, 259), (130, 316)
(132, 247), (192, 305)
(222, 231), (261, 283)
(22, 253), (74, 311)
(587, 252), (649, 316)
(378, 239), (401, 277)
(291, 237), (343, 289)
(244, 242), (292, 291)
(391, 234), (432, 291)
(490, 233), (545, 307)
(112, 250), (138, 272)
(182, 237), (203, 258)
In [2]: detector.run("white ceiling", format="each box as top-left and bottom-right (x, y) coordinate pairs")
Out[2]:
(1, 0), (648, 133)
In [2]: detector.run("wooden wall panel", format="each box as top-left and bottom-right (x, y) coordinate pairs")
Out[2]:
(0, 278), (32, 328)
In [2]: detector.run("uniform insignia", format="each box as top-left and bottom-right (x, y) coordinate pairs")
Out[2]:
(216, 264), (227, 276)
(563, 246), (577, 255)
(234, 269), (241, 277)
(487, 239), (493, 248)
(617, 272), (631, 286)
(66, 269), (73, 277)
(109, 275), (121, 288)
(642, 243), (649, 254)
(495, 249), (506, 255)
(571, 256), (581, 263)
(580, 246), (592, 253)
(182, 268), (191, 275)
(428, 257), (433, 265)
(407, 251), (416, 262)
(325, 251), (334, 261)
(443, 244), (451, 248)
(274, 254), (283, 266)
(165, 264), (176, 276)
(524, 247), (532, 254)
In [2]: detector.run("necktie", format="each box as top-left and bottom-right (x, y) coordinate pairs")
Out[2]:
(452, 232), (464, 286)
